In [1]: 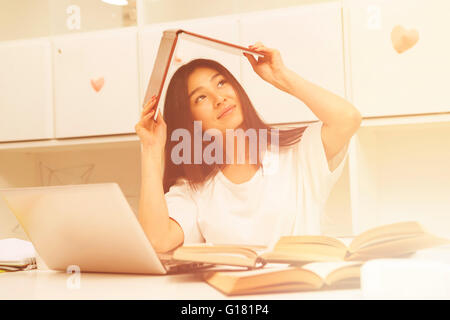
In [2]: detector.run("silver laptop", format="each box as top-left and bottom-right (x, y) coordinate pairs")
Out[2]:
(0, 183), (207, 274)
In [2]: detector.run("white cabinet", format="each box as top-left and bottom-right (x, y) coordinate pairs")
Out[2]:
(239, 2), (346, 124)
(52, 28), (140, 138)
(0, 38), (54, 142)
(138, 16), (241, 112)
(345, 0), (450, 117)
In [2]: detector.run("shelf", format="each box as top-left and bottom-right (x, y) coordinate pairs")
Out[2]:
(1, 112), (449, 153)
(0, 134), (140, 153)
(360, 112), (450, 127)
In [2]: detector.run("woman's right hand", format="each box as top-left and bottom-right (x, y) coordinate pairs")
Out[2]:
(135, 95), (167, 153)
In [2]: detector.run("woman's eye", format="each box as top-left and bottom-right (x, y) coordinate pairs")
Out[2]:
(195, 95), (205, 104)
(194, 80), (227, 104)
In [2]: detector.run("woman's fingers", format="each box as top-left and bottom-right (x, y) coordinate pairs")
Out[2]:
(142, 107), (157, 122)
(141, 102), (159, 127)
(155, 108), (165, 126)
(244, 52), (258, 68)
(141, 95), (157, 116)
(249, 42), (265, 50)
(143, 95), (156, 108)
(250, 42), (278, 55)
(251, 41), (264, 47)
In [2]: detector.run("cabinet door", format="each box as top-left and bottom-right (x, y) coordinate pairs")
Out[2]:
(239, 2), (346, 124)
(53, 28), (140, 138)
(345, 0), (450, 117)
(139, 16), (241, 113)
(0, 39), (53, 142)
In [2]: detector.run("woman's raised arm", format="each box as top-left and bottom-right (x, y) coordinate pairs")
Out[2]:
(135, 97), (184, 252)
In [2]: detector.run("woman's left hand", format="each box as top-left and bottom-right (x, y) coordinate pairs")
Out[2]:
(244, 42), (288, 88)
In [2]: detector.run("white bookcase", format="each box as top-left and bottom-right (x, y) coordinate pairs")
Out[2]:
(0, 0), (449, 240)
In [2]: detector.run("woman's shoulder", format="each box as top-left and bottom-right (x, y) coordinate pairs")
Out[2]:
(263, 123), (319, 169)
(278, 122), (321, 153)
(169, 175), (216, 198)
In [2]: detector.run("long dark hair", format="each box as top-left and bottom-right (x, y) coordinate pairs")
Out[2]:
(162, 58), (307, 193)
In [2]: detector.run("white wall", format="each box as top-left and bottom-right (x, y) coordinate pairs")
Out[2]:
(0, 0), (51, 41)
(0, 0), (128, 42)
(140, 0), (334, 24)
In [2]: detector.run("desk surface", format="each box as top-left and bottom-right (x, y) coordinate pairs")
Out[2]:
(0, 269), (363, 300)
(2, 247), (449, 300)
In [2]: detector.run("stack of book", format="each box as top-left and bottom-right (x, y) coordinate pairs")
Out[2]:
(0, 238), (37, 273)
(169, 221), (450, 295)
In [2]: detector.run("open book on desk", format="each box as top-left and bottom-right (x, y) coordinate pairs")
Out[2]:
(0, 238), (37, 272)
(203, 261), (363, 296)
(172, 221), (450, 268)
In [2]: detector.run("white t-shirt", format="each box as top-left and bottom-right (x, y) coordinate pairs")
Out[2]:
(165, 121), (349, 246)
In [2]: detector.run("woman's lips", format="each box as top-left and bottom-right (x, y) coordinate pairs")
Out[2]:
(217, 105), (235, 119)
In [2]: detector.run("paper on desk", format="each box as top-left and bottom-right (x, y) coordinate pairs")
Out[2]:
(0, 238), (36, 262)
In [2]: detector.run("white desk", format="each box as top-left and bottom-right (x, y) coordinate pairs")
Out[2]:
(2, 247), (449, 300)
(0, 269), (362, 300)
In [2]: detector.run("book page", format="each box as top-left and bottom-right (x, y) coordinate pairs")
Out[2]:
(348, 233), (450, 259)
(204, 263), (293, 278)
(260, 236), (350, 263)
(336, 237), (354, 247)
(174, 243), (265, 259)
(0, 238), (36, 262)
(275, 235), (348, 249)
(349, 221), (425, 251)
(172, 244), (271, 268)
(301, 261), (361, 281)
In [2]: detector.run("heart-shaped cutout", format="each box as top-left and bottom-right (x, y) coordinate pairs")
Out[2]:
(174, 55), (183, 64)
(90, 77), (104, 92)
(391, 25), (419, 54)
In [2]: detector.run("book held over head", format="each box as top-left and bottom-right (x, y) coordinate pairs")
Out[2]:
(143, 29), (265, 122)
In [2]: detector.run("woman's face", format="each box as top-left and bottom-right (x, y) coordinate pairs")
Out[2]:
(187, 67), (244, 134)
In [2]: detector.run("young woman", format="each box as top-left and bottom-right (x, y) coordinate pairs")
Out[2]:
(135, 42), (362, 253)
